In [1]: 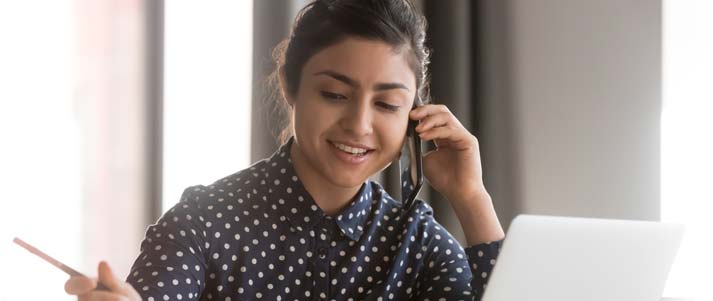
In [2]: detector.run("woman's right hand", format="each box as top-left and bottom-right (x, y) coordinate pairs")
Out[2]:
(64, 261), (141, 301)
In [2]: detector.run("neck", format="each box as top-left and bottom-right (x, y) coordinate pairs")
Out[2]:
(290, 141), (362, 216)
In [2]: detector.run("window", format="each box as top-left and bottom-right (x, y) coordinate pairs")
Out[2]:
(0, 1), (80, 300)
(163, 1), (254, 211)
(661, 0), (713, 299)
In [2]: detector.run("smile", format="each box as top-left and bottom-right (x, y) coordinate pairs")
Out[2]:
(331, 141), (370, 155)
(328, 140), (374, 164)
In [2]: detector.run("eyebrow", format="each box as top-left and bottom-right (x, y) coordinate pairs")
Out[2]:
(313, 70), (410, 92)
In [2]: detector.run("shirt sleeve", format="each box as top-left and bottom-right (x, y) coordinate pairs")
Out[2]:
(464, 240), (503, 300)
(415, 221), (503, 301)
(125, 186), (211, 301)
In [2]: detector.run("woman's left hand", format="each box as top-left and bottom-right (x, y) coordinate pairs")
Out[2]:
(409, 104), (488, 205)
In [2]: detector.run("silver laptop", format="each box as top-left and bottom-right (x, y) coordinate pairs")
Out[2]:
(482, 215), (685, 301)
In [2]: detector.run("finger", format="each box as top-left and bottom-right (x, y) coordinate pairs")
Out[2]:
(78, 290), (130, 301)
(415, 112), (452, 132)
(98, 261), (134, 296)
(421, 126), (476, 150)
(419, 125), (472, 147)
(97, 261), (143, 300)
(419, 125), (458, 142)
(98, 261), (120, 291)
(65, 276), (97, 295)
(410, 104), (450, 119)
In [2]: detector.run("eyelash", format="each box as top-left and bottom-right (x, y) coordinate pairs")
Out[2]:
(320, 91), (346, 101)
(319, 91), (400, 112)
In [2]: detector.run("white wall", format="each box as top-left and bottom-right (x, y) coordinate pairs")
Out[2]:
(481, 0), (661, 227)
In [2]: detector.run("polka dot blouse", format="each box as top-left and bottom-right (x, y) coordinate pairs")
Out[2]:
(126, 138), (503, 300)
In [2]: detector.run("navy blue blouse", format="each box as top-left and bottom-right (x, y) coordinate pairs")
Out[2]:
(126, 139), (502, 300)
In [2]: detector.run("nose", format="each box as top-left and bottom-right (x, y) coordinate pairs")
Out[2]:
(339, 98), (373, 137)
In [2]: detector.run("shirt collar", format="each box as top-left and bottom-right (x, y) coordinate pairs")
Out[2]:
(333, 182), (373, 241)
(266, 137), (372, 241)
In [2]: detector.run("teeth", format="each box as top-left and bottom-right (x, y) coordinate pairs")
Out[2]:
(332, 142), (368, 154)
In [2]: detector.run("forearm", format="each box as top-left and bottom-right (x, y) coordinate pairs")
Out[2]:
(448, 190), (505, 246)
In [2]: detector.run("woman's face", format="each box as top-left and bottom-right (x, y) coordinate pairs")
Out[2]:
(288, 37), (417, 189)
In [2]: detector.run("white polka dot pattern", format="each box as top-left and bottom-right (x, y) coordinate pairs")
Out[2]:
(126, 138), (502, 300)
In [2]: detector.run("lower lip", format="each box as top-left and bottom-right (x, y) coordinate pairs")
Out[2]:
(328, 142), (372, 165)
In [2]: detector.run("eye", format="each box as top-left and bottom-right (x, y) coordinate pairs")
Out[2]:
(376, 101), (400, 112)
(320, 91), (347, 101)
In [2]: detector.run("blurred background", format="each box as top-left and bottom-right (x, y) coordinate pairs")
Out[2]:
(0, 0), (710, 300)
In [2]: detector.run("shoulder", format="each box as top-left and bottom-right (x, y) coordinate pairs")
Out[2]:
(165, 158), (273, 219)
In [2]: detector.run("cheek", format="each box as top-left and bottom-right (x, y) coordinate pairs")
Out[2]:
(293, 97), (337, 138)
(376, 116), (408, 152)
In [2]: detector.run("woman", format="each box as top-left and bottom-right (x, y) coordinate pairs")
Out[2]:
(65, 0), (505, 300)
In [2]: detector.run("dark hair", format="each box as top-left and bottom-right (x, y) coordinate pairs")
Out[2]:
(267, 0), (432, 143)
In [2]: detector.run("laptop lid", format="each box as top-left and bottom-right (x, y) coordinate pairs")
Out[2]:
(482, 215), (685, 301)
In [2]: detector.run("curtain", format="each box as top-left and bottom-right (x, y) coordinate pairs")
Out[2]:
(423, 0), (521, 242)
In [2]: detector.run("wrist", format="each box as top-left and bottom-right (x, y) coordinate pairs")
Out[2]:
(446, 186), (505, 245)
(449, 189), (494, 221)
(445, 184), (491, 209)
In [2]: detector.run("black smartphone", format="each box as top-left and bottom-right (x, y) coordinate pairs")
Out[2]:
(400, 97), (424, 210)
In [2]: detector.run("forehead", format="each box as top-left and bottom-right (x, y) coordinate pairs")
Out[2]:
(302, 37), (417, 89)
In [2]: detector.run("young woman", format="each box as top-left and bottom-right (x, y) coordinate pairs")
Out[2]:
(65, 0), (505, 300)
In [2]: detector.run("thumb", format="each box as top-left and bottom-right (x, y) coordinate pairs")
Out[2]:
(97, 261), (128, 293)
(98, 261), (143, 299)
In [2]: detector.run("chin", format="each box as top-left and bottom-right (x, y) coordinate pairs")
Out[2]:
(323, 169), (371, 189)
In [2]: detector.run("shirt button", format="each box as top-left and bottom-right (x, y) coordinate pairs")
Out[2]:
(318, 247), (327, 259)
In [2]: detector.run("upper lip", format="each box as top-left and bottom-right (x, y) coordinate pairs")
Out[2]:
(329, 140), (375, 150)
